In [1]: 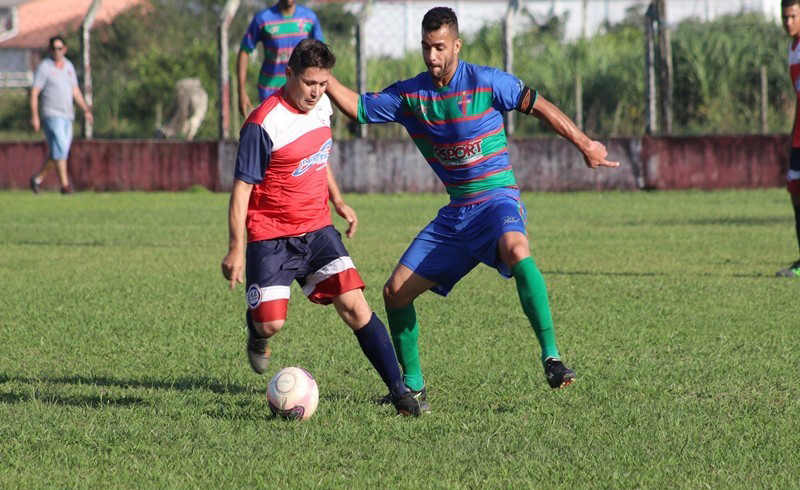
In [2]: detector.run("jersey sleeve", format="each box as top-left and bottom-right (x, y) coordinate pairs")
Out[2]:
(32, 62), (47, 90)
(486, 67), (525, 112)
(234, 123), (273, 184)
(357, 82), (405, 124)
(240, 15), (261, 53)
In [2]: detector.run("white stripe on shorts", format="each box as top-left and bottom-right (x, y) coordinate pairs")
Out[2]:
(788, 169), (800, 181)
(302, 257), (355, 296)
(247, 285), (291, 308)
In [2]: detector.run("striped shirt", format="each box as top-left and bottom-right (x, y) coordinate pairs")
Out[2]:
(357, 61), (531, 206)
(240, 5), (324, 101)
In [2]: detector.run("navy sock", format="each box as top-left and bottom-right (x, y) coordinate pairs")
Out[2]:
(354, 313), (407, 398)
(794, 205), (800, 255)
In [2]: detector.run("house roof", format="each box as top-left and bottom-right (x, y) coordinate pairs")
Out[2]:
(0, 0), (146, 49)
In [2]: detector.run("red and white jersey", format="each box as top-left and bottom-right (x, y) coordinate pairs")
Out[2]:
(235, 89), (333, 242)
(789, 39), (800, 147)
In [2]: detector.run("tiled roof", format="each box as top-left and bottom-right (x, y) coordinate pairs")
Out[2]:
(0, 0), (146, 49)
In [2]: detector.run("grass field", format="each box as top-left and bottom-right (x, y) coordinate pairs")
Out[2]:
(1, 189), (798, 489)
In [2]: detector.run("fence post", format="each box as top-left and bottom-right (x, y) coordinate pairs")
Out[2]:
(656, 0), (673, 134)
(761, 65), (768, 134)
(218, 0), (239, 141)
(503, 0), (519, 136)
(575, 74), (583, 131)
(644, 2), (657, 135)
(355, 0), (372, 139)
(81, 0), (101, 139)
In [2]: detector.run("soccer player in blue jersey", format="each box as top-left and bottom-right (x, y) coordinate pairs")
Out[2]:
(325, 7), (619, 408)
(237, 0), (324, 116)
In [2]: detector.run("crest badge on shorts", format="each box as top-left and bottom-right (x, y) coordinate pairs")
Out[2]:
(247, 284), (262, 309)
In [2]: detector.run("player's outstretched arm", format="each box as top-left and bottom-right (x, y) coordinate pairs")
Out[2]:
(326, 76), (360, 121)
(327, 165), (357, 238)
(222, 179), (253, 290)
(522, 93), (620, 169)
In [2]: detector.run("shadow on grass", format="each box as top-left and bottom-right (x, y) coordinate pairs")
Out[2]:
(622, 216), (789, 227)
(0, 373), (253, 395)
(0, 391), (147, 407)
(543, 269), (770, 279)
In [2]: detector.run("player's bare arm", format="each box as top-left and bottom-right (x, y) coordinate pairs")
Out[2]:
(237, 50), (253, 117)
(222, 178), (253, 290)
(325, 76), (359, 121)
(326, 165), (357, 238)
(72, 85), (93, 124)
(30, 87), (41, 132)
(518, 90), (619, 169)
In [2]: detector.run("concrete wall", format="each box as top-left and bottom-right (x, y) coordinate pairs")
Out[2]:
(0, 135), (788, 193)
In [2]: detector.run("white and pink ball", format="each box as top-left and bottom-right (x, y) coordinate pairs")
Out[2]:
(267, 367), (319, 420)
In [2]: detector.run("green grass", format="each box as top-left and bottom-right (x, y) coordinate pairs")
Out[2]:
(0, 189), (798, 489)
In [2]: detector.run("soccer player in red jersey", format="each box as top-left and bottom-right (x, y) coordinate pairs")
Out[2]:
(779, 0), (800, 277)
(221, 39), (424, 416)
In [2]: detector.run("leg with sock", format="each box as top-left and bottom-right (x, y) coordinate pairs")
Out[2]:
(385, 303), (425, 392)
(511, 257), (575, 388)
(353, 313), (408, 399)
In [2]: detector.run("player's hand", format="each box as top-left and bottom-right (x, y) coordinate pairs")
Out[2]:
(221, 250), (245, 290)
(31, 115), (40, 132)
(84, 109), (94, 125)
(582, 140), (620, 169)
(334, 202), (358, 238)
(238, 94), (253, 118)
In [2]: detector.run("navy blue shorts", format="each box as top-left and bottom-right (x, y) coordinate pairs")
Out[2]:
(245, 225), (365, 323)
(399, 195), (528, 296)
(789, 148), (800, 194)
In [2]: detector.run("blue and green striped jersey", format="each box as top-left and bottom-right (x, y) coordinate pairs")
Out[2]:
(358, 61), (534, 206)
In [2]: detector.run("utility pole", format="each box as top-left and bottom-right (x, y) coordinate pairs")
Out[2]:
(656, 0), (673, 134)
(644, 3), (657, 134)
(503, 0), (519, 136)
(355, 0), (373, 138)
(217, 0), (240, 140)
(81, 0), (101, 139)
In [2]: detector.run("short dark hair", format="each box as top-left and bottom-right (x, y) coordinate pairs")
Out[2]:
(49, 35), (65, 48)
(421, 7), (459, 37)
(784, 0), (800, 7)
(287, 39), (336, 74)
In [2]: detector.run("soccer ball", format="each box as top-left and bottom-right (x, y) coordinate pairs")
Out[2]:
(267, 367), (319, 420)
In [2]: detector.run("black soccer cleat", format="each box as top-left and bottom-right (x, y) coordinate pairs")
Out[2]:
(392, 390), (427, 417)
(544, 357), (575, 389)
(30, 176), (41, 194)
(377, 385), (427, 405)
(246, 331), (271, 375)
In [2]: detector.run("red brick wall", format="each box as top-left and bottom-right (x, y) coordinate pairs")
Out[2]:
(0, 136), (789, 192)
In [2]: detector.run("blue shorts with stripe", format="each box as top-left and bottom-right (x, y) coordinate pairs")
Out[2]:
(399, 195), (528, 297)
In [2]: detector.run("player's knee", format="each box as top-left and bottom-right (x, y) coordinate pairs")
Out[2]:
(334, 291), (372, 329)
(253, 319), (284, 337)
(383, 282), (410, 309)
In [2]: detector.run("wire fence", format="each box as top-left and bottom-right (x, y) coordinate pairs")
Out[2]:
(0, 0), (791, 141)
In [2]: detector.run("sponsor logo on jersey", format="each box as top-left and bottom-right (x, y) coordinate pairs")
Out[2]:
(503, 216), (520, 224)
(292, 139), (332, 176)
(413, 104), (429, 120)
(433, 139), (484, 167)
(247, 284), (262, 309)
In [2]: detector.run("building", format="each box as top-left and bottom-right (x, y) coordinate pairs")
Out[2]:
(0, 0), (144, 88)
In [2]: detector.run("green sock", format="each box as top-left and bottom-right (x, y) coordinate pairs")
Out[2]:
(385, 303), (425, 391)
(512, 257), (560, 364)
